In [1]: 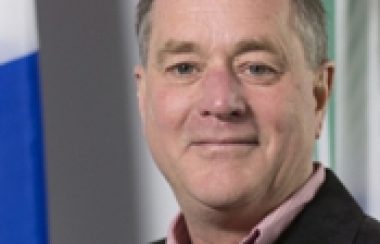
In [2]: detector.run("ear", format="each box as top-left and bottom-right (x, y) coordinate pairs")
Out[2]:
(313, 61), (335, 139)
(134, 65), (147, 124)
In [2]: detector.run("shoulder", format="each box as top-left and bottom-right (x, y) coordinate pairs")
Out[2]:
(354, 216), (380, 243)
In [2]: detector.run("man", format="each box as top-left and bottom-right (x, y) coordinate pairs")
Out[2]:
(134, 0), (380, 243)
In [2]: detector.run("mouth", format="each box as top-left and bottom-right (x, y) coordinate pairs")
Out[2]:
(189, 136), (259, 159)
(192, 137), (259, 146)
(190, 136), (260, 156)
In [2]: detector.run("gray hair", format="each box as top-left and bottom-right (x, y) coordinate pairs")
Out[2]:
(135, 0), (327, 69)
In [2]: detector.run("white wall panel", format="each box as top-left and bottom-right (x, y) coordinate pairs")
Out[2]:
(368, 0), (380, 219)
(336, 0), (380, 220)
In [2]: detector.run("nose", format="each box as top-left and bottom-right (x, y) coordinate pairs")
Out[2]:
(198, 69), (248, 121)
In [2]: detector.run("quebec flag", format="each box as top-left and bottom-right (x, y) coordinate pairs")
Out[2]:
(0, 0), (48, 244)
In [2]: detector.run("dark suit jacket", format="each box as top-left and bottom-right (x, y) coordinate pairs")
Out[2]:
(152, 169), (380, 243)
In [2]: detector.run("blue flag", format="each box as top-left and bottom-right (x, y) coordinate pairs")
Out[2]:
(0, 1), (48, 243)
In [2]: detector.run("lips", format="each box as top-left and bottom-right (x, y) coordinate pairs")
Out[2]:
(191, 136), (259, 146)
(189, 135), (259, 159)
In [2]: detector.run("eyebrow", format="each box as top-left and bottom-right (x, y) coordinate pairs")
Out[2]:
(157, 40), (202, 64)
(155, 38), (287, 66)
(233, 38), (288, 68)
(233, 38), (286, 59)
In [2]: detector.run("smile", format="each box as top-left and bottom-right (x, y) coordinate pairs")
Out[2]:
(190, 137), (259, 158)
(192, 136), (259, 146)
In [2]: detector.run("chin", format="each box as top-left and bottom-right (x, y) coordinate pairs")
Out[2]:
(186, 173), (265, 210)
(198, 194), (251, 210)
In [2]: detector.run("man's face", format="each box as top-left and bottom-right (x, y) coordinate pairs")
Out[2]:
(136, 0), (332, 209)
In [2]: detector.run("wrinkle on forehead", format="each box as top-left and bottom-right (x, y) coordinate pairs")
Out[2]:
(153, 0), (289, 18)
(150, 0), (300, 68)
(167, 0), (285, 44)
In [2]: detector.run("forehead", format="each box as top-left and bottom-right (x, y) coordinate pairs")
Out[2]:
(154, 0), (284, 10)
(148, 0), (303, 66)
(151, 0), (290, 16)
(150, 0), (291, 32)
(149, 0), (296, 53)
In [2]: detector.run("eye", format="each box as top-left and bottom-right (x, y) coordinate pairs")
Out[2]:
(236, 62), (280, 85)
(247, 64), (276, 76)
(165, 62), (202, 83)
(176, 63), (194, 74)
(174, 63), (196, 75)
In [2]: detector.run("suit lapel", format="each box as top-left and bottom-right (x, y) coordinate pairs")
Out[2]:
(277, 169), (364, 244)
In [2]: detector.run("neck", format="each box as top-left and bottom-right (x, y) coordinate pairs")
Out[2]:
(183, 204), (265, 243)
(183, 194), (280, 244)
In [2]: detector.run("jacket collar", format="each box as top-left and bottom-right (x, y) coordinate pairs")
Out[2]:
(277, 169), (364, 243)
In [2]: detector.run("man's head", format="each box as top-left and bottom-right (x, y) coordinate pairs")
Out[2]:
(136, 0), (327, 70)
(135, 0), (333, 214)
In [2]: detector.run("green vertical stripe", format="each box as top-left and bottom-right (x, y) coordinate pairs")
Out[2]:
(323, 0), (336, 170)
(324, 0), (336, 60)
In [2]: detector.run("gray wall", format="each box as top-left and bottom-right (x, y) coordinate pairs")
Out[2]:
(37, 0), (140, 243)
(36, 0), (178, 243)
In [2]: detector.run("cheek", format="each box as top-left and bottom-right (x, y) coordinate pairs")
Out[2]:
(145, 84), (192, 136)
(250, 82), (314, 143)
(250, 88), (292, 132)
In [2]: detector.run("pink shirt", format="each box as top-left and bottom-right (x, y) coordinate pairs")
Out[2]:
(166, 163), (326, 244)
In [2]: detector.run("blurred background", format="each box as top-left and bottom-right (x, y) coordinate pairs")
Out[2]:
(0, 0), (379, 243)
